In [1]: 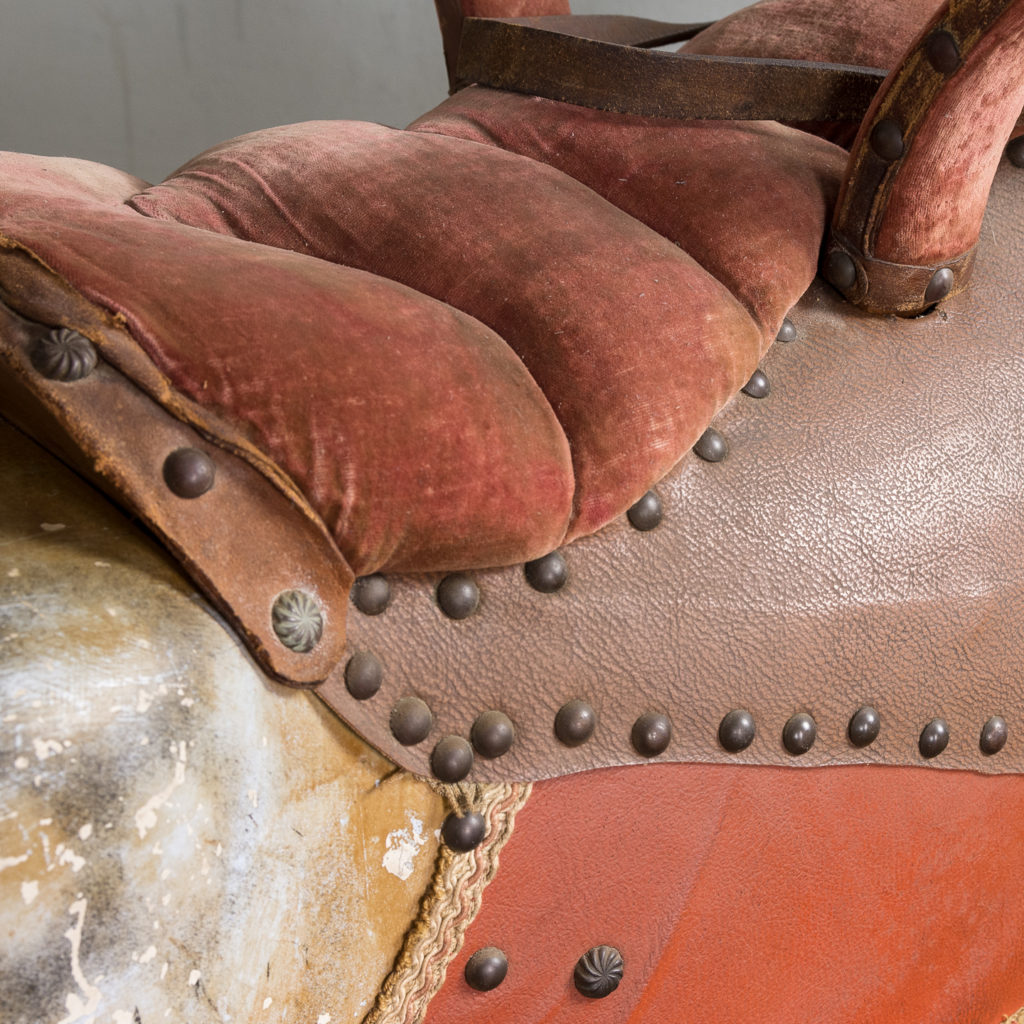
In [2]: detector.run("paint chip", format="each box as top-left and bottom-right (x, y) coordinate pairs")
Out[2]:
(317, 1015), (331, 1024)
(139, 946), (157, 964)
(263, 997), (272, 1009)
(21, 880), (39, 905)
(382, 813), (428, 882)
(78, 824), (93, 841)
(6, 568), (20, 578)
(188, 970), (201, 986)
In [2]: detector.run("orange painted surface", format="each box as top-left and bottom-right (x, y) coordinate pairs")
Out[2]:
(427, 763), (1024, 1024)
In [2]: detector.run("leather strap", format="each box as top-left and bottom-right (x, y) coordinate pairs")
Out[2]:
(455, 17), (887, 122)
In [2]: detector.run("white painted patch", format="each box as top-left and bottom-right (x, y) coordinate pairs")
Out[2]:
(13, 756), (28, 769)
(21, 880), (39, 905)
(381, 813), (428, 882)
(136, 690), (154, 714)
(56, 899), (102, 1023)
(134, 741), (187, 838)
(161, 962), (169, 979)
(139, 946), (157, 964)
(317, 1015), (331, 1024)
(188, 970), (201, 986)
(94, 561), (111, 568)
(113, 1011), (133, 1024)
(180, 697), (194, 708)
(263, 997), (273, 1009)
(40, 522), (66, 532)
(0, 852), (29, 872)
(247, 788), (259, 809)
(78, 823), (93, 841)
(56, 845), (86, 873)
(33, 738), (63, 761)
(6, 567), (20, 577)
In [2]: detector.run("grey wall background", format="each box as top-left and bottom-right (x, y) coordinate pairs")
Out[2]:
(1, 1), (746, 183)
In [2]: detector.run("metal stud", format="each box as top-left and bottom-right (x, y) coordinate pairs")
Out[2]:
(524, 551), (568, 593)
(924, 267), (954, 305)
(465, 947), (508, 992)
(344, 650), (382, 700)
(776, 317), (798, 343)
(848, 706), (881, 748)
(574, 945), (624, 999)
(163, 448), (215, 499)
(352, 574), (391, 616)
(980, 716), (1008, 756)
(719, 709), (756, 752)
(870, 119), (905, 162)
(555, 700), (597, 747)
(271, 590), (323, 654)
(919, 718), (950, 759)
(437, 573), (480, 620)
(1008, 136), (1024, 168)
(627, 490), (662, 531)
(29, 328), (97, 382)
(693, 428), (727, 463)
(472, 710), (515, 759)
(631, 712), (672, 757)
(390, 696), (433, 746)
(825, 250), (858, 291)
(742, 369), (770, 399)
(442, 811), (486, 852)
(431, 735), (474, 782)
(925, 29), (960, 74)
(782, 712), (816, 756)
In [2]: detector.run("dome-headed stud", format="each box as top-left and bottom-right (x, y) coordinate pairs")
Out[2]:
(441, 811), (486, 852)
(776, 317), (797, 343)
(631, 712), (672, 758)
(29, 328), (98, 382)
(352, 574), (391, 615)
(163, 447), (215, 499)
(848, 706), (881, 748)
(693, 428), (727, 463)
(980, 716), (1008, 756)
(390, 697), (432, 746)
(524, 551), (568, 593)
(437, 574), (480, 620)
(742, 369), (770, 399)
(471, 710), (515, 759)
(925, 29), (960, 74)
(574, 945), (624, 999)
(782, 712), (817, 755)
(824, 250), (858, 292)
(344, 650), (382, 700)
(924, 267), (954, 306)
(1008, 136), (1024, 167)
(719, 709), (756, 752)
(627, 490), (662, 531)
(870, 119), (904, 161)
(271, 590), (323, 654)
(919, 718), (949, 759)
(555, 700), (597, 747)
(465, 947), (508, 991)
(431, 735), (474, 782)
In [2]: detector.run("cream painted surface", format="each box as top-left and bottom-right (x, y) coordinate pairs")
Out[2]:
(0, 422), (444, 1023)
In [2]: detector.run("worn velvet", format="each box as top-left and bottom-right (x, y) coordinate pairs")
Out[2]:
(0, 152), (574, 575)
(409, 87), (846, 341)
(130, 121), (762, 540)
(873, 3), (1024, 264)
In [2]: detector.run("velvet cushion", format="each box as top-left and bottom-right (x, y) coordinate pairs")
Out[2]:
(409, 87), (846, 341)
(0, 153), (574, 575)
(129, 121), (762, 541)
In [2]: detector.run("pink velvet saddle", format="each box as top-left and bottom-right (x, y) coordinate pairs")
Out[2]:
(3, 0), (1024, 1021)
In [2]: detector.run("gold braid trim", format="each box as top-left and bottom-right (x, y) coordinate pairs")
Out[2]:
(1004, 1010), (1024, 1023)
(363, 780), (532, 1024)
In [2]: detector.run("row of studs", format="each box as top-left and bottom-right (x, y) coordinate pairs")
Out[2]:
(463, 944), (623, 999)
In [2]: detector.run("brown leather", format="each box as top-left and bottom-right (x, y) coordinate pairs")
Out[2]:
(318, 156), (1024, 782)
(425, 763), (1024, 1023)
(827, 0), (1024, 313)
(0, 292), (354, 686)
(455, 17), (886, 122)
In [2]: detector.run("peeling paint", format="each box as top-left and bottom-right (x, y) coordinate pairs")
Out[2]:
(21, 880), (39, 905)
(134, 740), (187, 838)
(382, 813), (427, 882)
(33, 738), (63, 761)
(0, 852), (29, 872)
(56, 899), (102, 1024)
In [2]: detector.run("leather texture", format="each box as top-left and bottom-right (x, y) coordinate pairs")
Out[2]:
(320, 156), (1024, 781)
(425, 762), (1024, 1024)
